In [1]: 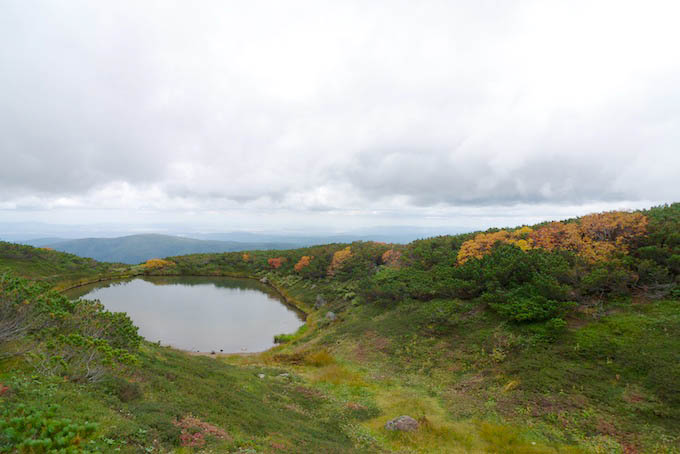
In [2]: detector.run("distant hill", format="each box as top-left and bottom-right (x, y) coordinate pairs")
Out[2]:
(30, 234), (298, 264)
(14, 227), (461, 264)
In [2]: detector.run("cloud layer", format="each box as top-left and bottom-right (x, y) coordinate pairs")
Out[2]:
(1, 0), (679, 228)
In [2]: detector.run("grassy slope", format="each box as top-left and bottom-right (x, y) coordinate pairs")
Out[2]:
(2, 346), (362, 453)
(0, 241), (128, 286)
(228, 278), (677, 454)
(1, 205), (679, 453)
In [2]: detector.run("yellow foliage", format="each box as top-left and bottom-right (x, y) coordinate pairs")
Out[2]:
(457, 230), (529, 264)
(144, 258), (175, 269)
(327, 246), (352, 276)
(514, 226), (533, 238)
(242, 253), (251, 262)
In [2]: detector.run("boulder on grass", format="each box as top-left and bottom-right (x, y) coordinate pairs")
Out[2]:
(385, 415), (419, 432)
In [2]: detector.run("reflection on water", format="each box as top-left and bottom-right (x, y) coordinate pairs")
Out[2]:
(65, 276), (305, 353)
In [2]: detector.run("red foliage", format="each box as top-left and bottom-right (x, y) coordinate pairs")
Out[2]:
(268, 257), (286, 269)
(173, 415), (230, 448)
(381, 249), (402, 268)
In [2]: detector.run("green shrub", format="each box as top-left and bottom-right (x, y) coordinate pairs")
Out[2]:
(0, 404), (98, 453)
(273, 333), (294, 344)
(100, 375), (143, 402)
(580, 264), (633, 295)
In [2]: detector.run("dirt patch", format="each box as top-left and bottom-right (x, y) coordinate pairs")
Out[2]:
(294, 385), (325, 400)
(353, 330), (392, 362)
(345, 402), (366, 411)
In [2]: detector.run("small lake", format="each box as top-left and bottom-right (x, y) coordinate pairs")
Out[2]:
(65, 276), (305, 353)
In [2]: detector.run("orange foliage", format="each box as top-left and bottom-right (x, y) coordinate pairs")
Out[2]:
(457, 211), (648, 264)
(294, 255), (313, 272)
(457, 228), (534, 264)
(579, 211), (647, 244)
(267, 257), (286, 269)
(529, 222), (581, 252)
(144, 258), (175, 269)
(328, 246), (352, 276)
(242, 253), (251, 262)
(381, 249), (402, 268)
(578, 211), (647, 262)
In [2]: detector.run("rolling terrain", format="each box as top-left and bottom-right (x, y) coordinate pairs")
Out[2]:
(1, 203), (678, 453)
(25, 233), (299, 264)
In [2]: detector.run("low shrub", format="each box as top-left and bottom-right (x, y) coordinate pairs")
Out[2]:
(304, 350), (335, 367)
(0, 404), (98, 453)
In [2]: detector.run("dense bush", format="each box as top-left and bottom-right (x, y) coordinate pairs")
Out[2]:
(0, 404), (98, 453)
(0, 273), (140, 382)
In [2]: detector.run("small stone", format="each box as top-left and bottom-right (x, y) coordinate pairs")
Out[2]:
(314, 294), (326, 309)
(258, 374), (265, 379)
(385, 415), (419, 432)
(325, 311), (336, 321)
(278, 373), (290, 378)
(260, 277), (269, 284)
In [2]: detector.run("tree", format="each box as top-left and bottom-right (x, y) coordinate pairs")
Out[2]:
(267, 257), (286, 269)
(328, 247), (352, 276)
(294, 255), (313, 272)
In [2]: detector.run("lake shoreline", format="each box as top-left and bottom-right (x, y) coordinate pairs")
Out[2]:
(58, 271), (310, 319)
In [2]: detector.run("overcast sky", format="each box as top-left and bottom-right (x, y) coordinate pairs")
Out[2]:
(1, 0), (678, 234)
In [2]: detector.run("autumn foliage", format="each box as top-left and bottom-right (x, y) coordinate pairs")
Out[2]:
(457, 211), (648, 264)
(327, 247), (352, 276)
(267, 257), (286, 269)
(457, 227), (533, 264)
(381, 249), (402, 268)
(242, 253), (251, 262)
(294, 255), (313, 272)
(143, 258), (175, 269)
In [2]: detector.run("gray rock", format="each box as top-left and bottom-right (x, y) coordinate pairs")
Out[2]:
(278, 373), (290, 378)
(385, 415), (419, 432)
(314, 294), (326, 309)
(260, 277), (268, 284)
(257, 373), (265, 379)
(325, 311), (336, 321)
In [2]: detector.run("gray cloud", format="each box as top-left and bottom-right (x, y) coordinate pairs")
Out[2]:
(1, 0), (679, 229)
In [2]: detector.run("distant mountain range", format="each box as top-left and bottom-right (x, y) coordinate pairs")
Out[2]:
(22, 234), (299, 264)
(6, 225), (469, 264)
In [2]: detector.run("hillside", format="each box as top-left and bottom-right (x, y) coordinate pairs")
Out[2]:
(0, 241), (126, 286)
(1, 204), (678, 453)
(33, 233), (298, 264)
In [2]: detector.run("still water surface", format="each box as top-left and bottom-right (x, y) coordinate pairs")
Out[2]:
(66, 276), (305, 353)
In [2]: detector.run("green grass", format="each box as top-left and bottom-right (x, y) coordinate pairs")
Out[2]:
(1, 204), (679, 453)
(1, 344), (366, 453)
(0, 241), (129, 288)
(288, 296), (680, 453)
